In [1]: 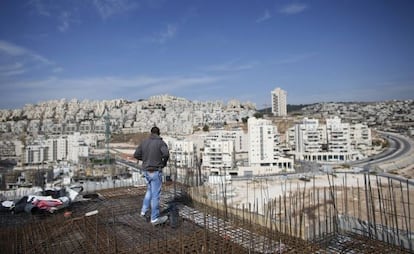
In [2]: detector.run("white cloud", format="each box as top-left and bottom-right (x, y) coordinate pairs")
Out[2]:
(204, 60), (258, 72)
(0, 40), (52, 65)
(279, 3), (308, 15)
(155, 24), (178, 44)
(53, 67), (63, 73)
(256, 10), (271, 23)
(0, 62), (26, 77)
(29, 0), (52, 17)
(92, 0), (139, 19)
(144, 24), (178, 44)
(0, 40), (29, 56)
(27, 1), (80, 32)
(275, 52), (318, 64)
(0, 40), (58, 77)
(58, 11), (75, 32)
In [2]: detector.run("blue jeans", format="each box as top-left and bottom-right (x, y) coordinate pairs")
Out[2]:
(141, 170), (163, 222)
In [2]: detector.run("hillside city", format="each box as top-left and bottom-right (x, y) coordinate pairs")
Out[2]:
(1, 89), (414, 253)
(0, 89), (413, 190)
(2, 0), (414, 250)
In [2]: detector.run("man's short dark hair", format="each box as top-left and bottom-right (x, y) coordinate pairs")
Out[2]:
(151, 126), (160, 135)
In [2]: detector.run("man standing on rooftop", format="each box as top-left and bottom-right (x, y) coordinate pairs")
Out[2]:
(134, 126), (170, 225)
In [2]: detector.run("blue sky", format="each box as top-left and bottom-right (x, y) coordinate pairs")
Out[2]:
(0, 0), (413, 109)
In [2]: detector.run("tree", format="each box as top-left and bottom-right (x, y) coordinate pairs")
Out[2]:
(202, 124), (209, 132)
(253, 112), (263, 118)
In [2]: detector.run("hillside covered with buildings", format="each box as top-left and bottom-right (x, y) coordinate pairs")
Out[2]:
(1, 94), (413, 253)
(1, 93), (412, 190)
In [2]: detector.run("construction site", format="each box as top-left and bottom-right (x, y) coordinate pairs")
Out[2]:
(0, 170), (413, 253)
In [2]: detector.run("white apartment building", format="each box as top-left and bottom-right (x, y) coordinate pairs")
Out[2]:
(27, 120), (41, 134)
(64, 123), (78, 134)
(205, 130), (248, 153)
(0, 140), (23, 162)
(289, 117), (371, 162)
(24, 142), (47, 165)
(45, 137), (67, 162)
(162, 137), (197, 181)
(271, 87), (287, 117)
(67, 133), (89, 164)
(79, 121), (93, 133)
(201, 129), (249, 176)
(203, 140), (234, 175)
(23, 133), (89, 165)
(350, 123), (372, 150)
(165, 138), (196, 168)
(248, 117), (280, 166)
(239, 117), (293, 176)
(293, 118), (322, 154)
(326, 116), (351, 154)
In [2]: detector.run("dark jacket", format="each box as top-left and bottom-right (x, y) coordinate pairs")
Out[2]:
(133, 134), (169, 170)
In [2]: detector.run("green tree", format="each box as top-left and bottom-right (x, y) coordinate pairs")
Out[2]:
(253, 112), (263, 118)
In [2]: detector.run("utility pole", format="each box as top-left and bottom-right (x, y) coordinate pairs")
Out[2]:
(104, 106), (111, 165)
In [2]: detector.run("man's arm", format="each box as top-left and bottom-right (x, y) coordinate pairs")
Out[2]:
(160, 142), (169, 167)
(133, 145), (142, 161)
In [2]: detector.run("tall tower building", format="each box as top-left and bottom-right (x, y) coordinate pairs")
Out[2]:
(271, 87), (287, 116)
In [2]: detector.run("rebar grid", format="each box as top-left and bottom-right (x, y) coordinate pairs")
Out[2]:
(1, 182), (412, 253)
(189, 173), (414, 252)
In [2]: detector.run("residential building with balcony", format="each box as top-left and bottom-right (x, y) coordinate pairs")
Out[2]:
(289, 117), (371, 162)
(23, 132), (89, 165)
(200, 129), (249, 176)
(238, 117), (294, 176)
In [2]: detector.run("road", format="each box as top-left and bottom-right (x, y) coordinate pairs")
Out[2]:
(349, 131), (413, 174)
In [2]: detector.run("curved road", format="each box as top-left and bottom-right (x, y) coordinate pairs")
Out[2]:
(375, 131), (411, 162)
(350, 131), (412, 172)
